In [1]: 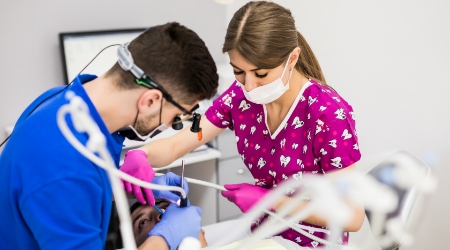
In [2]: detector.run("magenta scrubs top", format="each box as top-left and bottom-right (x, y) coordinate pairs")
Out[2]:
(205, 79), (361, 248)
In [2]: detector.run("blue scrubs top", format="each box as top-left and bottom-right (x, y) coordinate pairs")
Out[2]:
(0, 75), (125, 249)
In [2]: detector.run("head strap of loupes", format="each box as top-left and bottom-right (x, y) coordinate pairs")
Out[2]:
(117, 43), (202, 138)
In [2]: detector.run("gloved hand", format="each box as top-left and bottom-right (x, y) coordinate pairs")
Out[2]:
(221, 183), (271, 213)
(120, 150), (155, 205)
(152, 172), (189, 204)
(148, 203), (202, 250)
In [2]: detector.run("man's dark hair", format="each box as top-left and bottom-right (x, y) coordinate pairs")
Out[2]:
(106, 22), (218, 104)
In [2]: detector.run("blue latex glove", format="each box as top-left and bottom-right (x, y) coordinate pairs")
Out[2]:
(148, 203), (202, 250)
(152, 172), (189, 204)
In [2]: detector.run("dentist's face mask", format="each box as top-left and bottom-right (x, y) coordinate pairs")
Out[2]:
(118, 105), (169, 141)
(118, 123), (168, 141)
(238, 54), (293, 105)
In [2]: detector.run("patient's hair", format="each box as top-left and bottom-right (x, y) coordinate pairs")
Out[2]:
(106, 22), (219, 104)
(130, 202), (143, 214)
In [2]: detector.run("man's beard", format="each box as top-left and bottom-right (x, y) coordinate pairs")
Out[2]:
(134, 111), (160, 136)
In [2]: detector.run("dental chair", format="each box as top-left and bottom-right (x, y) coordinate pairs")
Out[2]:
(363, 151), (432, 250)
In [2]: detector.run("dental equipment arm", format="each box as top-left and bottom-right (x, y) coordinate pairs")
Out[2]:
(269, 165), (365, 232)
(137, 115), (223, 168)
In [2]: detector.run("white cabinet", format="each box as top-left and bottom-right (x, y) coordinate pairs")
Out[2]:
(217, 157), (253, 221)
(216, 129), (254, 222)
(218, 157), (253, 186)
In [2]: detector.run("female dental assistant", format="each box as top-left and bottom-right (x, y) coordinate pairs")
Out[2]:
(120, 1), (364, 247)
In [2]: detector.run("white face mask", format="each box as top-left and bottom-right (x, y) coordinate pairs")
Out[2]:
(238, 54), (292, 105)
(117, 108), (169, 141)
(118, 123), (169, 141)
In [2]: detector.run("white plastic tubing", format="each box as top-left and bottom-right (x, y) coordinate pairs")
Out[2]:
(56, 92), (187, 250)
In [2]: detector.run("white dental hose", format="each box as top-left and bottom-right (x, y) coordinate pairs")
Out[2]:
(155, 172), (226, 191)
(57, 93), (187, 250)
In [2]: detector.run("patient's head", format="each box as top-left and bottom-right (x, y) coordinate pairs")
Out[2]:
(130, 200), (207, 247)
(130, 199), (170, 246)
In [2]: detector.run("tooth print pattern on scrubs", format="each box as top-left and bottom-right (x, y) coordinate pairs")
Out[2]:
(205, 79), (361, 248)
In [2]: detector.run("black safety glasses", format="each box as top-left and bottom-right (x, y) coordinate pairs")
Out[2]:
(134, 75), (199, 127)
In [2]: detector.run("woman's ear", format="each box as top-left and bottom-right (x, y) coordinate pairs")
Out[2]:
(137, 89), (163, 115)
(290, 47), (301, 68)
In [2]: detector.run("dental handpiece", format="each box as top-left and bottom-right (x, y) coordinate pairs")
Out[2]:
(179, 160), (188, 208)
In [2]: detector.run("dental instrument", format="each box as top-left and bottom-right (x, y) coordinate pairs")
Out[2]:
(179, 160), (188, 208)
(154, 204), (165, 216)
(141, 186), (165, 215)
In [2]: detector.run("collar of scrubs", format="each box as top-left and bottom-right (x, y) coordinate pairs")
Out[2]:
(263, 80), (312, 139)
(71, 74), (125, 156)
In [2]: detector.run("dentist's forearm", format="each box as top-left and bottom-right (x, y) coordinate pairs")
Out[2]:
(139, 138), (178, 168)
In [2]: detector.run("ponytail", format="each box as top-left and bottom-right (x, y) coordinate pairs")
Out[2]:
(295, 31), (327, 85)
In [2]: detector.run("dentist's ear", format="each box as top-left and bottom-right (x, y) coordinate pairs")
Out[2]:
(289, 47), (301, 68)
(137, 89), (163, 115)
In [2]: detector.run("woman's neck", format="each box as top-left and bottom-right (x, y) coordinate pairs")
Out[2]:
(265, 70), (308, 132)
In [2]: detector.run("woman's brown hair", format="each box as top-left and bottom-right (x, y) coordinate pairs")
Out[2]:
(223, 1), (327, 85)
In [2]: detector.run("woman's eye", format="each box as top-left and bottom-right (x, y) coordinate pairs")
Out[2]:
(139, 219), (148, 229)
(255, 72), (268, 78)
(233, 70), (244, 75)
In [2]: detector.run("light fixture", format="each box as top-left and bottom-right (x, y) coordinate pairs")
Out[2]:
(213, 0), (234, 4)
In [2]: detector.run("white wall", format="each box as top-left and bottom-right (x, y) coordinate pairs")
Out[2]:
(1, 0), (449, 248)
(226, 1), (450, 249)
(0, 0), (227, 143)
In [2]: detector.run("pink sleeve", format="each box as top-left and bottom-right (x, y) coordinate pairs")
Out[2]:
(204, 82), (236, 130)
(311, 100), (361, 174)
